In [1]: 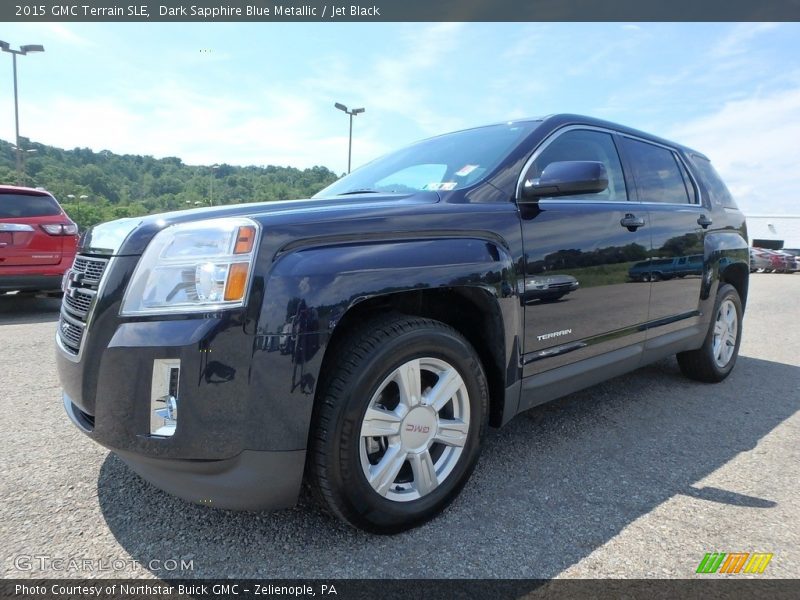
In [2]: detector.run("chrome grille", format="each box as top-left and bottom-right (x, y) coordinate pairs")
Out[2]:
(58, 313), (85, 354)
(63, 288), (95, 317)
(72, 256), (108, 283)
(58, 254), (110, 356)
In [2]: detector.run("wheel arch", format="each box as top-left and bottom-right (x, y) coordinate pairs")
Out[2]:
(320, 285), (512, 428)
(704, 231), (750, 310)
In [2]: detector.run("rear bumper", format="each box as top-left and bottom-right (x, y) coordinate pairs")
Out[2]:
(63, 392), (306, 511)
(0, 273), (63, 292)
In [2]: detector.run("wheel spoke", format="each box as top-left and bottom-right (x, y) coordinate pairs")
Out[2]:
(714, 320), (725, 336)
(408, 450), (439, 495)
(725, 304), (736, 327)
(361, 407), (403, 438)
(434, 418), (468, 447)
(425, 367), (463, 412)
(394, 360), (422, 408)
(369, 446), (408, 496)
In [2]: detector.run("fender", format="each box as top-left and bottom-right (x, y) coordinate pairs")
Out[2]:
(245, 236), (522, 452)
(703, 226), (750, 312)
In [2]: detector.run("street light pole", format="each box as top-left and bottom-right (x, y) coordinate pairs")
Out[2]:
(11, 145), (36, 184)
(334, 103), (365, 174)
(0, 41), (45, 185)
(209, 164), (219, 205)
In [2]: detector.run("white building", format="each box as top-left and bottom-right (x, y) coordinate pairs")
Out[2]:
(745, 215), (800, 250)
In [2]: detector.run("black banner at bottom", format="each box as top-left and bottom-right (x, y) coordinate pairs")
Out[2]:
(2, 579), (800, 600)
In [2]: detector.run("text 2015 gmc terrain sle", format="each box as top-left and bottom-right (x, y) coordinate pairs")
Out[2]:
(57, 114), (748, 533)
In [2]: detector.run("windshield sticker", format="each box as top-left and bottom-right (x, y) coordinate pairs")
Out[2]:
(423, 182), (457, 191)
(455, 164), (479, 177)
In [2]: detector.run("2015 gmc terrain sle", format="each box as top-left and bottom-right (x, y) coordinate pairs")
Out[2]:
(57, 114), (748, 533)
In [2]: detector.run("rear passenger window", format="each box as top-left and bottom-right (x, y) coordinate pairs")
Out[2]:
(528, 130), (628, 202)
(620, 137), (693, 204)
(689, 154), (737, 208)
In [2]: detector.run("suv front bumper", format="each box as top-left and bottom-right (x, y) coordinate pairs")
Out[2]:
(63, 392), (305, 510)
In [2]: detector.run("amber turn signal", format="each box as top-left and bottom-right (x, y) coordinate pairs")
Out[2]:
(234, 226), (256, 254)
(224, 262), (250, 301)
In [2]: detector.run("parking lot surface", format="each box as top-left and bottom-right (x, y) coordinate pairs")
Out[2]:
(1, 274), (798, 579)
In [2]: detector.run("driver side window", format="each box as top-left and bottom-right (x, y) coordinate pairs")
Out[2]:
(529, 130), (628, 202)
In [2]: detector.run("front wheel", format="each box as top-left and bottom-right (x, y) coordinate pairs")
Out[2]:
(307, 315), (488, 533)
(677, 284), (743, 382)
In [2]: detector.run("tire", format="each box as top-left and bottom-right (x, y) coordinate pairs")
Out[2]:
(677, 284), (743, 383)
(307, 314), (488, 533)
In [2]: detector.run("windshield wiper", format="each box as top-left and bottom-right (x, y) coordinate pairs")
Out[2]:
(337, 188), (382, 195)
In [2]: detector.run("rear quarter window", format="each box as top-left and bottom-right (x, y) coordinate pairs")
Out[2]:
(0, 193), (62, 218)
(689, 155), (738, 209)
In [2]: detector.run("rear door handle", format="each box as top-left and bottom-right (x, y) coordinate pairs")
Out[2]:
(620, 213), (645, 231)
(697, 214), (713, 229)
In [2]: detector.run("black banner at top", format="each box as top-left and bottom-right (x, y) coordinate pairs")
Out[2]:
(3, 0), (800, 22)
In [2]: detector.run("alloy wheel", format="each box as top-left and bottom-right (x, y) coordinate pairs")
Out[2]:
(712, 298), (738, 368)
(359, 357), (470, 502)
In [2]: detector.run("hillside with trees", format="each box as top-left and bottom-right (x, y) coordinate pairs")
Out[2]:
(0, 138), (339, 229)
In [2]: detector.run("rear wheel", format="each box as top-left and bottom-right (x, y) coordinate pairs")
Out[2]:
(307, 315), (488, 533)
(677, 284), (743, 382)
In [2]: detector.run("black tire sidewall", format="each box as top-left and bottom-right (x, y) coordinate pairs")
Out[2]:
(327, 324), (487, 532)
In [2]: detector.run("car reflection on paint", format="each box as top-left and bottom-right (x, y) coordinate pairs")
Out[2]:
(520, 274), (579, 303)
(628, 255), (703, 282)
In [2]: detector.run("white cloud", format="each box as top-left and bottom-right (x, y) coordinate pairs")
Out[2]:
(711, 23), (780, 59)
(670, 87), (800, 214)
(41, 24), (94, 47)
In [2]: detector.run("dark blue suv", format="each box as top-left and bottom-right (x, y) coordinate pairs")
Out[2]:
(57, 114), (748, 533)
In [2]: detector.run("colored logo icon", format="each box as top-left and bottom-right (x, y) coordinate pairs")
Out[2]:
(696, 552), (773, 574)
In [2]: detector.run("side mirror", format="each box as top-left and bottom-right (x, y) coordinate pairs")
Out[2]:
(521, 161), (608, 201)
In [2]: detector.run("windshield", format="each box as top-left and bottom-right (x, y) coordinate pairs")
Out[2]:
(315, 121), (539, 197)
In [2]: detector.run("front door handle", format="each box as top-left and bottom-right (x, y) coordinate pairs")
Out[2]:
(697, 214), (713, 229)
(620, 213), (645, 231)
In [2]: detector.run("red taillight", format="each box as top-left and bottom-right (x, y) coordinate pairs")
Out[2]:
(40, 223), (78, 236)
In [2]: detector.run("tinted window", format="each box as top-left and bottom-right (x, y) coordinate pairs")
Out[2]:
(0, 193), (61, 218)
(528, 130), (627, 201)
(621, 137), (692, 204)
(690, 154), (737, 208)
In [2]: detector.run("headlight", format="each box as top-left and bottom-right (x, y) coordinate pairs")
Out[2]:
(120, 217), (260, 316)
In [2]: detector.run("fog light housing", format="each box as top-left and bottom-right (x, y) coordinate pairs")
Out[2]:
(151, 359), (180, 437)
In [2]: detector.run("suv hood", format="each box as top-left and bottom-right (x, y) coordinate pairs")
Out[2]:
(79, 192), (440, 256)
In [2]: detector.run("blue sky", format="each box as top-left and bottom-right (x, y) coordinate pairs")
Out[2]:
(1, 22), (798, 213)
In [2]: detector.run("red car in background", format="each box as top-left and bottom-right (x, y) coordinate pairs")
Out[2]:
(0, 185), (78, 294)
